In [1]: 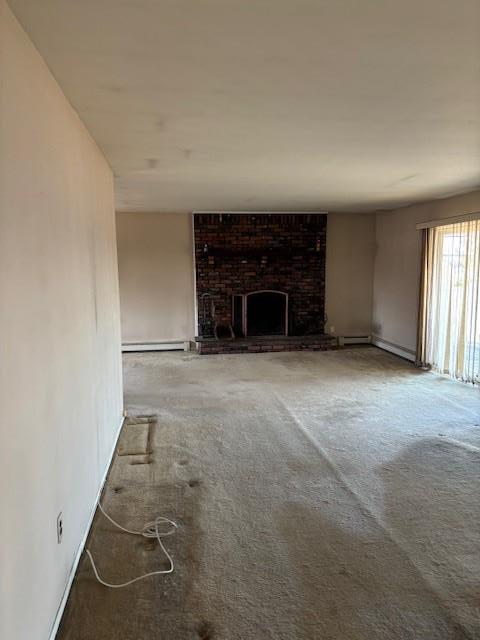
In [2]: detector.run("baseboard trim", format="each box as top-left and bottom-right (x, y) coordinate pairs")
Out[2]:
(371, 336), (416, 362)
(48, 414), (125, 640)
(122, 341), (189, 352)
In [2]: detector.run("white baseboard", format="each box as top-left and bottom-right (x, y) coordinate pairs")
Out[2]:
(122, 341), (189, 352)
(371, 336), (416, 362)
(48, 414), (125, 640)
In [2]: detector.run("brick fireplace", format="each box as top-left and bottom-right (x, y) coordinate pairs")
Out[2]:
(194, 213), (335, 354)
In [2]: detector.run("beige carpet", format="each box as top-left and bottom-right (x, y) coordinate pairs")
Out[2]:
(58, 346), (480, 639)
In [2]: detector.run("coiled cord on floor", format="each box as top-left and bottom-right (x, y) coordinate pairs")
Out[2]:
(86, 503), (177, 588)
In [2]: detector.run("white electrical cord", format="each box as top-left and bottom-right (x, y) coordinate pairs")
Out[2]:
(86, 502), (177, 588)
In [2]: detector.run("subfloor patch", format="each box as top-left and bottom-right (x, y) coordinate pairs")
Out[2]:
(58, 481), (203, 639)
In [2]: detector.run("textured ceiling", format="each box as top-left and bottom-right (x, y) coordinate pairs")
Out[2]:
(8, 0), (480, 212)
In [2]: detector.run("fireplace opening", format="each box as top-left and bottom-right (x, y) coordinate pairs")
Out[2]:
(246, 291), (288, 336)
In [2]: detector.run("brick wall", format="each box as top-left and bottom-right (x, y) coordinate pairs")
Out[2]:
(194, 213), (327, 336)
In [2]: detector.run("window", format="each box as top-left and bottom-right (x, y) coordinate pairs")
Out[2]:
(419, 219), (480, 383)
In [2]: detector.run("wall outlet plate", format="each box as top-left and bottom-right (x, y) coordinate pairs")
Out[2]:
(57, 512), (63, 544)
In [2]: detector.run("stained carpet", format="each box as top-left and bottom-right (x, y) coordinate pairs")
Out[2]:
(58, 346), (480, 639)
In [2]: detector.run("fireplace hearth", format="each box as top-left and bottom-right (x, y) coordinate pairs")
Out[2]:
(196, 334), (336, 355)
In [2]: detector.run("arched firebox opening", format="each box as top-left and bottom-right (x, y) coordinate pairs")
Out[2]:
(245, 290), (288, 336)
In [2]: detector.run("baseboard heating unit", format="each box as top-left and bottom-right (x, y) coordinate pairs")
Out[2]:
(122, 341), (190, 352)
(371, 335), (415, 362)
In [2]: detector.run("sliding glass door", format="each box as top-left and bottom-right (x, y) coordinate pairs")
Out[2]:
(419, 219), (480, 383)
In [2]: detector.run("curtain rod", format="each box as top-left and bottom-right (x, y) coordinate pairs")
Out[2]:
(416, 210), (480, 230)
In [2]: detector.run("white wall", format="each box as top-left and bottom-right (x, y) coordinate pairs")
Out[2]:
(116, 212), (376, 343)
(325, 213), (375, 336)
(0, 3), (123, 639)
(116, 212), (196, 343)
(373, 190), (480, 355)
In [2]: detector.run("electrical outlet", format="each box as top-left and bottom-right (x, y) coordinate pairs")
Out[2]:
(330, 325), (335, 334)
(57, 512), (63, 544)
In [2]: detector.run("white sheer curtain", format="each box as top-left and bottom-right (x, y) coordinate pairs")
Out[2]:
(420, 219), (480, 383)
